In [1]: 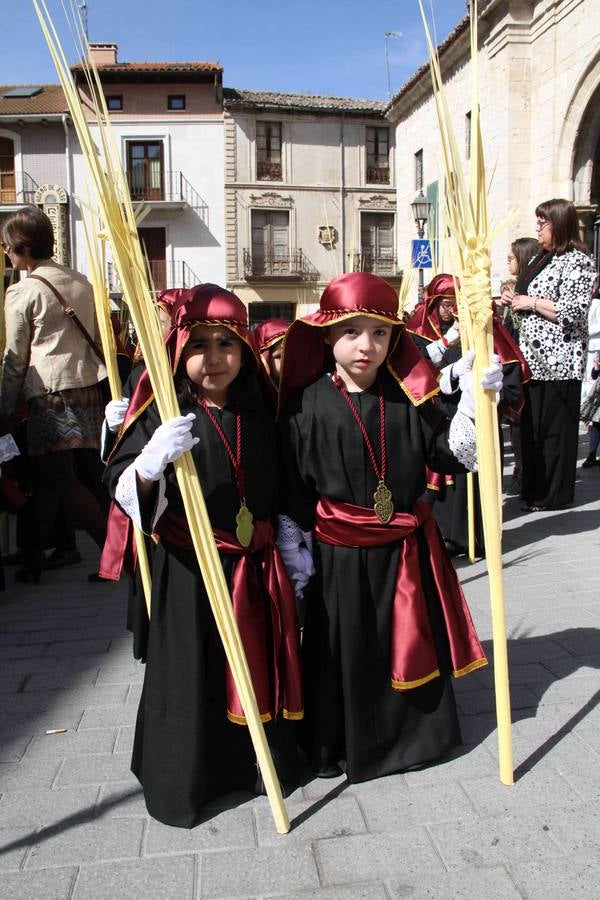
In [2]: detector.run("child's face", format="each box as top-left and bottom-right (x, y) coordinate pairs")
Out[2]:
(182, 324), (242, 405)
(328, 315), (393, 389)
(437, 298), (456, 322)
(268, 340), (283, 382)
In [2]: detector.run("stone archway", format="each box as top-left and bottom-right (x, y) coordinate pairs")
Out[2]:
(555, 50), (600, 256)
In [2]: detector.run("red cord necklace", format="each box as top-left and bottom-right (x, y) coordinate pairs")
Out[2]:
(331, 372), (394, 523)
(198, 398), (254, 547)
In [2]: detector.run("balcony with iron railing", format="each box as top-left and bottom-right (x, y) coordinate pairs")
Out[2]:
(107, 258), (201, 295)
(125, 170), (209, 226)
(350, 250), (400, 277)
(0, 172), (39, 205)
(243, 248), (318, 281)
(256, 159), (282, 181)
(366, 165), (390, 185)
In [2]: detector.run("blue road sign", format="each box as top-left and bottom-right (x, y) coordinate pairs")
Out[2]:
(411, 239), (433, 269)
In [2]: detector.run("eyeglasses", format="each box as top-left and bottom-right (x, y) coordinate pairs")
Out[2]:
(438, 300), (456, 309)
(507, 254), (515, 263)
(535, 219), (550, 231)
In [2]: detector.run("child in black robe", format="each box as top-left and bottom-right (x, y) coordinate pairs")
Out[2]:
(104, 284), (302, 828)
(276, 272), (498, 783)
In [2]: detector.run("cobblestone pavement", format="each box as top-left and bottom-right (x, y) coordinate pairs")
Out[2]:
(1, 433), (599, 899)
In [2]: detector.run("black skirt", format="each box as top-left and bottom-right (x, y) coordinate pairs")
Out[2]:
(520, 378), (581, 508)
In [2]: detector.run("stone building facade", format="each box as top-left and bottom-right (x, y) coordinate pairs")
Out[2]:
(387, 0), (600, 298)
(223, 89), (397, 323)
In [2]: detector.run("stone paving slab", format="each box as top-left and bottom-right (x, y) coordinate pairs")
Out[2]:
(0, 866), (77, 899)
(71, 856), (196, 900)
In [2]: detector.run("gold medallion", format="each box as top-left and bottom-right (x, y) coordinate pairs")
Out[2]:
(235, 502), (254, 548)
(373, 480), (394, 524)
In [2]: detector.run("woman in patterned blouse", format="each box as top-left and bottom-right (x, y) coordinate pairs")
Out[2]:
(509, 198), (596, 511)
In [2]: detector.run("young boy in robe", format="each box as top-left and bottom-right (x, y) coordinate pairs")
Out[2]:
(276, 272), (498, 782)
(104, 284), (302, 827)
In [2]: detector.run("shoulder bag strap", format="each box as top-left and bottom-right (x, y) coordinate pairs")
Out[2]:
(28, 273), (105, 365)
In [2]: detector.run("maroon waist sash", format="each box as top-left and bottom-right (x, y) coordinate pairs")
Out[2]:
(156, 510), (303, 725)
(99, 501), (137, 581)
(315, 496), (487, 690)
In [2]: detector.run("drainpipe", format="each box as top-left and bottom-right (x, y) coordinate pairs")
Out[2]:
(62, 113), (75, 268)
(340, 111), (346, 273)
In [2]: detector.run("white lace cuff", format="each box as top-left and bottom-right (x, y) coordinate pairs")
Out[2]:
(277, 514), (303, 549)
(439, 363), (459, 395)
(448, 412), (478, 472)
(426, 341), (444, 367)
(0, 433), (20, 464)
(115, 461), (167, 533)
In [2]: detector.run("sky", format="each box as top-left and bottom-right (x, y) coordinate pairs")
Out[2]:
(3, 0), (469, 101)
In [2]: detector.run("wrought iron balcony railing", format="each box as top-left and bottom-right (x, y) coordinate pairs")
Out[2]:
(125, 170), (209, 226)
(256, 159), (282, 181)
(350, 250), (399, 276)
(366, 165), (390, 185)
(243, 248), (318, 280)
(107, 259), (201, 295)
(0, 172), (38, 205)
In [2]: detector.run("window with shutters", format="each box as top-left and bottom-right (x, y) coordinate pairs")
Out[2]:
(256, 121), (282, 181)
(366, 127), (390, 184)
(357, 212), (396, 275)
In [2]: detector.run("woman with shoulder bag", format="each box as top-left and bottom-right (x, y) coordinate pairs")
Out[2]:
(0, 206), (108, 582)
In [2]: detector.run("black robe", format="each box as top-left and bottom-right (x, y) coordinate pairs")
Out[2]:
(104, 394), (299, 828)
(278, 370), (476, 783)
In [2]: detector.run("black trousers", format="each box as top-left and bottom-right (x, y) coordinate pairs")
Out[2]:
(520, 379), (581, 508)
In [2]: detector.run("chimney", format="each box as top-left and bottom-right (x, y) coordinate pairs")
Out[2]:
(88, 43), (118, 65)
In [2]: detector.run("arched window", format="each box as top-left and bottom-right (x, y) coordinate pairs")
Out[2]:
(0, 137), (16, 204)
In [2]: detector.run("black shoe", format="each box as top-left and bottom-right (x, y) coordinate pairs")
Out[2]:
(3, 550), (24, 566)
(582, 455), (597, 468)
(87, 572), (111, 583)
(15, 552), (44, 585)
(313, 763), (344, 779)
(444, 539), (465, 557)
(505, 474), (522, 495)
(44, 548), (82, 570)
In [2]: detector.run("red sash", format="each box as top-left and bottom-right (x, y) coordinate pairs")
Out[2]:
(98, 501), (137, 581)
(156, 511), (303, 725)
(314, 497), (486, 690)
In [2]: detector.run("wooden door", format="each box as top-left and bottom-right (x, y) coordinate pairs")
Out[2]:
(138, 227), (167, 291)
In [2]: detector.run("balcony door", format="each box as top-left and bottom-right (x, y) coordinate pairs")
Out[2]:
(251, 210), (289, 276)
(360, 213), (395, 274)
(139, 227), (166, 292)
(0, 138), (16, 204)
(128, 142), (164, 201)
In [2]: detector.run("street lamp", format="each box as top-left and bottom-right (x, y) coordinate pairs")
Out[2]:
(410, 189), (431, 301)
(384, 31), (402, 99)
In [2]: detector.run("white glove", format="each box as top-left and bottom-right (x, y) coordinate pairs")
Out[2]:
(457, 353), (503, 419)
(481, 354), (503, 393)
(277, 515), (316, 597)
(439, 349), (474, 394)
(451, 349), (475, 380)
(105, 398), (130, 433)
(134, 413), (199, 481)
(444, 324), (460, 346)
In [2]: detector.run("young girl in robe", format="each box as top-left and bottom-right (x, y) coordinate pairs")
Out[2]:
(277, 272), (498, 783)
(104, 284), (302, 828)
